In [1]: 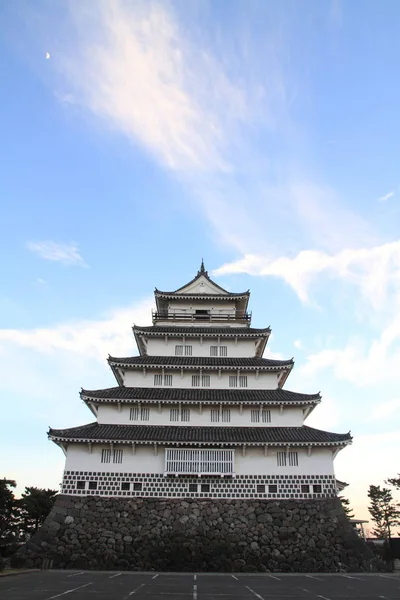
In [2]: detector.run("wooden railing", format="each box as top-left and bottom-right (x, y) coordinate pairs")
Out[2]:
(165, 448), (235, 476)
(152, 311), (251, 323)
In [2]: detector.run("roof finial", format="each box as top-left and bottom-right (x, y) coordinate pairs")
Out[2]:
(200, 258), (205, 273)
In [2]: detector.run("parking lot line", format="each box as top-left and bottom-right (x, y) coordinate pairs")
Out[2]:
(267, 574), (281, 580)
(46, 581), (93, 599)
(152, 573), (159, 579)
(232, 575), (238, 580)
(246, 585), (266, 600)
(125, 583), (146, 597)
(193, 583), (198, 599)
(66, 571), (85, 577)
(305, 575), (322, 580)
(109, 572), (122, 578)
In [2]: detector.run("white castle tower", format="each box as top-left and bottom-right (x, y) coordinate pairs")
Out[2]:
(49, 262), (351, 500)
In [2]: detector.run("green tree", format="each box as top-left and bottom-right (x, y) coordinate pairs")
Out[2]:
(386, 474), (400, 490)
(0, 479), (18, 557)
(367, 485), (400, 539)
(339, 496), (354, 518)
(17, 487), (58, 534)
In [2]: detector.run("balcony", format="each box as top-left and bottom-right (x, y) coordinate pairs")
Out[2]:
(152, 311), (252, 323)
(165, 448), (234, 476)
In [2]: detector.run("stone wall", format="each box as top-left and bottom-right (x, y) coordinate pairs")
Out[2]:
(19, 495), (383, 572)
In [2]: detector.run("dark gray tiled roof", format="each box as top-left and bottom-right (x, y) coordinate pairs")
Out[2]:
(49, 423), (351, 445)
(81, 386), (320, 404)
(108, 356), (293, 368)
(133, 325), (270, 336)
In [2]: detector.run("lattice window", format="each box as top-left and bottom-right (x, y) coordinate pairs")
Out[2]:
(219, 346), (228, 357)
(164, 374), (173, 386)
(262, 409), (271, 423)
(175, 345), (183, 355)
(88, 481), (97, 490)
(211, 409), (220, 422)
(257, 484), (265, 493)
(77, 481), (85, 490)
(229, 376), (237, 388)
(301, 484), (310, 493)
(202, 375), (210, 387)
(165, 448), (234, 475)
(154, 374), (162, 386)
(313, 484), (322, 493)
(130, 407), (139, 421)
(277, 452), (286, 467)
(133, 482), (142, 491)
(184, 345), (192, 356)
(251, 409), (260, 423)
(170, 408), (179, 422)
(288, 452), (298, 466)
(239, 375), (248, 388)
(188, 483), (198, 492)
(192, 375), (200, 387)
(221, 409), (231, 423)
(269, 484), (278, 493)
(121, 482), (130, 491)
(141, 407), (150, 421)
(101, 449), (111, 463)
(181, 408), (190, 422)
(113, 449), (123, 464)
(201, 483), (210, 493)
(210, 346), (218, 356)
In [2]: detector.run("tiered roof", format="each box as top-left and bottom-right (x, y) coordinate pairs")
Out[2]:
(49, 423), (351, 447)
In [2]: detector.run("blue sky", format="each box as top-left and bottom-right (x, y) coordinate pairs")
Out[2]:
(1, 0), (400, 528)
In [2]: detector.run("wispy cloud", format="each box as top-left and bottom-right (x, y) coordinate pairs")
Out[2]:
(213, 240), (400, 306)
(378, 190), (395, 202)
(27, 241), (87, 267)
(0, 298), (153, 361)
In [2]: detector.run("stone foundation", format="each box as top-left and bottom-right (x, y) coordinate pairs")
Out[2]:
(19, 495), (383, 572)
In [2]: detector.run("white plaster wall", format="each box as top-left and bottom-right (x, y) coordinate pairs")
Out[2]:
(97, 403), (304, 427)
(144, 338), (258, 358)
(121, 370), (279, 389)
(64, 444), (335, 476)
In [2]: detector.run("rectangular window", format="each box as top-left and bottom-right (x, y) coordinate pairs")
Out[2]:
(77, 481), (85, 490)
(165, 448), (234, 476)
(211, 409), (220, 422)
(121, 482), (130, 491)
(269, 484), (278, 493)
(140, 407), (150, 421)
(301, 484), (310, 493)
(313, 484), (322, 494)
(164, 374), (172, 386)
(251, 409), (260, 423)
(175, 345), (183, 356)
(113, 449), (123, 464)
(88, 481), (97, 490)
(184, 345), (192, 356)
(154, 374), (162, 386)
(288, 452), (298, 467)
(181, 408), (190, 422)
(170, 408), (179, 422)
(239, 375), (248, 388)
(262, 409), (271, 423)
(130, 407), (139, 421)
(189, 483), (198, 492)
(221, 409), (231, 423)
(202, 375), (210, 387)
(192, 375), (200, 387)
(229, 376), (237, 388)
(277, 452), (287, 467)
(219, 346), (228, 357)
(133, 482), (142, 491)
(101, 448), (111, 464)
(210, 346), (218, 356)
(201, 483), (210, 493)
(257, 484), (265, 493)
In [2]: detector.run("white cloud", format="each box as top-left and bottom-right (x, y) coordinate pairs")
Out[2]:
(293, 339), (303, 349)
(369, 398), (400, 421)
(27, 241), (87, 267)
(378, 191), (394, 202)
(0, 297), (153, 362)
(213, 239), (400, 306)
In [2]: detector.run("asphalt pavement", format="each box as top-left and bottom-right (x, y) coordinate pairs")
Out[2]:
(0, 570), (399, 600)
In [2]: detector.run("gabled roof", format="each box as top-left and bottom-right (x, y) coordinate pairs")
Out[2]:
(80, 386), (321, 405)
(48, 422), (352, 447)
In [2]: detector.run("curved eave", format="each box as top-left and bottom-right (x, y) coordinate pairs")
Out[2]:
(81, 395), (321, 408)
(49, 436), (351, 448)
(107, 357), (294, 370)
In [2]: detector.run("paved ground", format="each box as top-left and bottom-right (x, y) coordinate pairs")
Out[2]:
(0, 570), (399, 600)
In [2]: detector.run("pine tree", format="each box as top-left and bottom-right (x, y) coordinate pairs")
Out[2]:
(0, 479), (18, 557)
(17, 487), (58, 534)
(386, 474), (400, 490)
(367, 484), (400, 539)
(339, 496), (354, 518)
